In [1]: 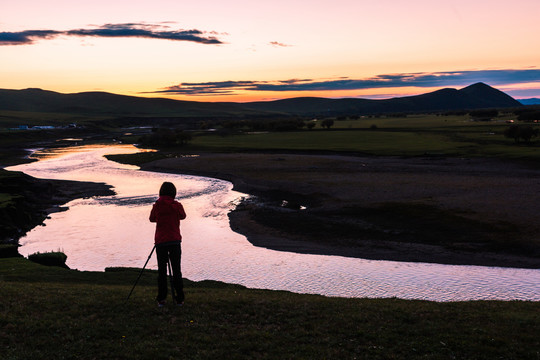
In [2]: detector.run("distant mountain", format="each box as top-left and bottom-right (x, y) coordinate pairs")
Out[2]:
(518, 98), (540, 105)
(0, 83), (522, 118)
(241, 83), (522, 116)
(0, 88), (251, 117)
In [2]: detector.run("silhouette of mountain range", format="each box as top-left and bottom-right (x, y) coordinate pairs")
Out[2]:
(241, 83), (522, 115)
(0, 88), (250, 117)
(0, 82), (522, 117)
(518, 98), (540, 105)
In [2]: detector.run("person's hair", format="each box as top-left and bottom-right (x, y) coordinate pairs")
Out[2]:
(159, 182), (176, 198)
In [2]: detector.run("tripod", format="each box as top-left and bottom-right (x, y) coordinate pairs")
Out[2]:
(125, 245), (156, 302)
(167, 258), (176, 304)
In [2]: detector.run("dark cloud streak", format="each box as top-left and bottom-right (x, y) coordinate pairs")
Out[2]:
(153, 69), (540, 96)
(0, 23), (223, 45)
(0, 30), (60, 45)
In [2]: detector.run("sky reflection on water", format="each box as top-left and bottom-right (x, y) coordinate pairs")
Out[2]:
(8, 145), (540, 302)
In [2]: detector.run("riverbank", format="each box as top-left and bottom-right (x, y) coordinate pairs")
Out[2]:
(2, 256), (539, 359)
(0, 136), (120, 252)
(136, 152), (540, 269)
(0, 168), (114, 249)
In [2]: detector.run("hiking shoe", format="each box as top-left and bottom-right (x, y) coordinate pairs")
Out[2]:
(157, 300), (166, 308)
(176, 301), (184, 307)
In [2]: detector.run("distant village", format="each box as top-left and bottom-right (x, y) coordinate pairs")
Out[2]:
(9, 123), (79, 131)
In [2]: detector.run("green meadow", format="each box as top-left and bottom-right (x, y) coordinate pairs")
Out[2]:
(180, 114), (540, 161)
(2, 257), (539, 360)
(192, 129), (474, 155)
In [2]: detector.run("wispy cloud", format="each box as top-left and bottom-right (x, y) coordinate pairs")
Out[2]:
(0, 23), (224, 45)
(269, 41), (292, 47)
(160, 81), (258, 95)
(152, 69), (540, 96)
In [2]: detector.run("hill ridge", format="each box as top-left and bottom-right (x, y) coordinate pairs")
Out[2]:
(0, 82), (522, 117)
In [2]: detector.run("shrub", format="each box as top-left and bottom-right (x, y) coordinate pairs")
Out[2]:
(28, 251), (69, 268)
(517, 110), (540, 122)
(504, 124), (539, 143)
(470, 109), (498, 120)
(0, 244), (22, 258)
(306, 121), (316, 130)
(138, 128), (192, 148)
(321, 119), (334, 129)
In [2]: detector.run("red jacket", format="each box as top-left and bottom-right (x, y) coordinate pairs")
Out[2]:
(149, 196), (187, 244)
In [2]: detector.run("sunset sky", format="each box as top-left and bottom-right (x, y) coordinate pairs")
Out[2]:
(2, 0), (540, 102)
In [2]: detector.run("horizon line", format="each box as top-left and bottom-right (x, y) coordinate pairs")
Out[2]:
(3, 82), (536, 103)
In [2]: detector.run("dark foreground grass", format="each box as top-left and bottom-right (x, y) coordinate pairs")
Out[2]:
(1, 258), (539, 360)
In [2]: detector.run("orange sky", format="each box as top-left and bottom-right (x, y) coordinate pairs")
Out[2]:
(2, 0), (540, 101)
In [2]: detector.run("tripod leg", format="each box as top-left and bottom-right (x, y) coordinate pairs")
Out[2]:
(125, 245), (156, 302)
(167, 258), (176, 304)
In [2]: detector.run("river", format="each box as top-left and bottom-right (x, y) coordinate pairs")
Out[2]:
(7, 144), (540, 302)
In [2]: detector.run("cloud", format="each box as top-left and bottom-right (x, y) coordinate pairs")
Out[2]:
(152, 69), (540, 96)
(0, 30), (60, 45)
(0, 23), (224, 45)
(160, 81), (258, 95)
(269, 41), (292, 47)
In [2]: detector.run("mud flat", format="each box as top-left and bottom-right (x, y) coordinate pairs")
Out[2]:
(138, 153), (540, 269)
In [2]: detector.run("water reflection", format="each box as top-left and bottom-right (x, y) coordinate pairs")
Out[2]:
(7, 144), (540, 302)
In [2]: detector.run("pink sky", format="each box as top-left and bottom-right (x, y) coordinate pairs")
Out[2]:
(1, 0), (539, 101)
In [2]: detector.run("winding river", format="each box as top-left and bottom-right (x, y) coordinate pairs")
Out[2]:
(7, 144), (540, 302)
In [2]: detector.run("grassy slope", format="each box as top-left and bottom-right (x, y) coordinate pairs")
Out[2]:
(2, 257), (539, 360)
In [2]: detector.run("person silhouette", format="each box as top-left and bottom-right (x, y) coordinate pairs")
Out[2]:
(149, 181), (187, 307)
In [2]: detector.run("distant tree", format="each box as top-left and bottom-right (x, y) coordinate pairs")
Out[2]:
(441, 110), (468, 116)
(504, 124), (539, 143)
(175, 130), (192, 146)
(387, 113), (407, 118)
(306, 121), (316, 130)
(271, 119), (306, 131)
(517, 110), (540, 122)
(139, 128), (192, 147)
(321, 119), (334, 129)
(469, 109), (498, 121)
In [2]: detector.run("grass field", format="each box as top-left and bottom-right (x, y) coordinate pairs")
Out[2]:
(1, 257), (539, 360)
(180, 114), (540, 161)
(190, 129), (476, 156)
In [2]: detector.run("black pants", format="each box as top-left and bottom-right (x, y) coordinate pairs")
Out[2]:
(156, 242), (184, 303)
